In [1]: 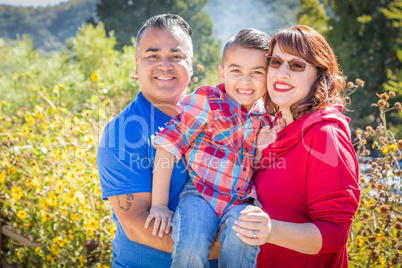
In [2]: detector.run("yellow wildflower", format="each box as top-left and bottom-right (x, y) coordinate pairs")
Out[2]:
(46, 255), (52, 261)
(55, 181), (64, 194)
(50, 243), (60, 256)
(41, 210), (50, 222)
(23, 223), (30, 229)
(11, 186), (24, 200)
(17, 210), (27, 220)
(79, 256), (85, 265)
(31, 176), (39, 188)
(35, 247), (42, 255)
(34, 105), (44, 119)
(382, 144), (397, 154)
(21, 128), (29, 137)
(379, 93), (389, 101)
(108, 224), (117, 237)
(53, 237), (64, 247)
(86, 229), (95, 236)
(0, 171), (5, 184)
(45, 192), (58, 207)
(74, 191), (86, 205)
(24, 115), (35, 125)
(91, 72), (98, 82)
(16, 249), (22, 260)
(70, 214), (80, 221)
(53, 85), (60, 93)
(75, 148), (86, 158)
(86, 218), (99, 230)
(32, 165), (39, 174)
(7, 168), (16, 175)
(378, 256), (386, 266)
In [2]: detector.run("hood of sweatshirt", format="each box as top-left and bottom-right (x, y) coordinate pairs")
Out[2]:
(257, 106), (352, 169)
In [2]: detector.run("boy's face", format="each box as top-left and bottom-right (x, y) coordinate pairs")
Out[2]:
(219, 46), (268, 111)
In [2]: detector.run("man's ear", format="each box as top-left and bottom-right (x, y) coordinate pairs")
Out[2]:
(135, 56), (138, 76)
(218, 65), (225, 84)
(190, 57), (193, 75)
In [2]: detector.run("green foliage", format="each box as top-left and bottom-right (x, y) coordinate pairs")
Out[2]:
(0, 23), (137, 116)
(0, 0), (96, 51)
(95, 0), (221, 80)
(297, 0), (329, 35)
(348, 86), (402, 267)
(296, 0), (402, 136)
(0, 22), (143, 267)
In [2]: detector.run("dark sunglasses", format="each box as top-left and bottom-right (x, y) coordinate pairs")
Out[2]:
(266, 56), (316, 72)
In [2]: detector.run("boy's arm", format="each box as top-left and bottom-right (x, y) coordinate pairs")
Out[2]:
(144, 147), (175, 237)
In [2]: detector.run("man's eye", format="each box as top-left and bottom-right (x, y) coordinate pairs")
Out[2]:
(231, 69), (240, 73)
(148, 55), (158, 59)
(172, 55), (183, 59)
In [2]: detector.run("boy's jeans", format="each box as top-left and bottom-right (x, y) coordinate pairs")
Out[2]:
(171, 180), (260, 268)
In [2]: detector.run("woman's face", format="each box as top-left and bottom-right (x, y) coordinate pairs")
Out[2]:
(267, 45), (318, 113)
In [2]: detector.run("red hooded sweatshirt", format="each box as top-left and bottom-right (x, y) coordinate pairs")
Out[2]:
(254, 106), (360, 268)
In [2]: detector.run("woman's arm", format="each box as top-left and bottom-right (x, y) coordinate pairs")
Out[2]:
(233, 206), (322, 254)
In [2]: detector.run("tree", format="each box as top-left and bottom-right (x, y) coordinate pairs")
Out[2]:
(297, 0), (402, 130)
(95, 0), (221, 78)
(297, 0), (329, 35)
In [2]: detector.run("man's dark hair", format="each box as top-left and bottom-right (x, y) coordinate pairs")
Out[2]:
(222, 28), (270, 62)
(136, 14), (193, 53)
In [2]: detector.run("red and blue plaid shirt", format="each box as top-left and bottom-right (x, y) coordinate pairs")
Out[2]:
(153, 84), (272, 217)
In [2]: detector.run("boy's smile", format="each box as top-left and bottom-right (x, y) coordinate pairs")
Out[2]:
(219, 46), (268, 111)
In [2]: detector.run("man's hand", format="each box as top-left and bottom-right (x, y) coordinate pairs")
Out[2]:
(145, 205), (174, 237)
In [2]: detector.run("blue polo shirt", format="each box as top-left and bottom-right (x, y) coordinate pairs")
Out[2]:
(97, 92), (188, 267)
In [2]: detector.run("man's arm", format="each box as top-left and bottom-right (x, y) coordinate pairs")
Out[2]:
(109, 192), (174, 252)
(108, 192), (222, 258)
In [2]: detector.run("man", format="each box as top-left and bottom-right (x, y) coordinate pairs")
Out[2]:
(97, 14), (219, 267)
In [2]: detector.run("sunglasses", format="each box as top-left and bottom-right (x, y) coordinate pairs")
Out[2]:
(266, 56), (316, 72)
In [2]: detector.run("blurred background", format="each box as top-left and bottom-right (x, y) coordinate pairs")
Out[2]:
(0, 0), (400, 133)
(0, 1), (401, 267)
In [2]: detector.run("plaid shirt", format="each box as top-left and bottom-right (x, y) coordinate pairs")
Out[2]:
(153, 84), (272, 217)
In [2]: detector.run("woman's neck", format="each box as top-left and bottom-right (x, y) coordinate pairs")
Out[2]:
(280, 108), (294, 125)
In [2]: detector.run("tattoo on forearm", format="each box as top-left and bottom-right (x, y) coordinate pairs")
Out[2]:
(117, 194), (134, 211)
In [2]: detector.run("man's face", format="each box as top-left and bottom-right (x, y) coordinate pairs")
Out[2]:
(135, 26), (193, 109)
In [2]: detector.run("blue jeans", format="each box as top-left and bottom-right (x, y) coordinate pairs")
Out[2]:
(171, 181), (260, 268)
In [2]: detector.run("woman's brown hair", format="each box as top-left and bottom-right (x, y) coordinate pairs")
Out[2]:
(265, 25), (346, 120)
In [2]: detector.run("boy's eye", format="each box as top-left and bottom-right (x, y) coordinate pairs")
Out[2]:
(231, 69), (240, 73)
(253, 71), (263, 75)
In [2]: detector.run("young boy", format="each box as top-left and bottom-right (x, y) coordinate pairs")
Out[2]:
(145, 28), (273, 267)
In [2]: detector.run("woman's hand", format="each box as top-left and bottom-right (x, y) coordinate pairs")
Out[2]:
(232, 205), (272, 246)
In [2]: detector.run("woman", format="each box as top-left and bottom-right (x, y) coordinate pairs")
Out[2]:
(233, 25), (360, 267)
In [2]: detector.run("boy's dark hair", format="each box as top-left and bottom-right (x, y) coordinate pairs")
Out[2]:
(222, 28), (270, 62)
(136, 14), (193, 53)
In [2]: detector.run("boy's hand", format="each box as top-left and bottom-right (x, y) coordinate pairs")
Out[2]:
(256, 118), (286, 150)
(145, 205), (174, 237)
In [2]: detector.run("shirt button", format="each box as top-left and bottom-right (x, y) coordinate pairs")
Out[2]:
(245, 148), (249, 152)
(237, 187), (240, 190)
(243, 167), (247, 171)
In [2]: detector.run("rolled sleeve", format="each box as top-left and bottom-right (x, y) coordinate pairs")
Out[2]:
(306, 122), (360, 254)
